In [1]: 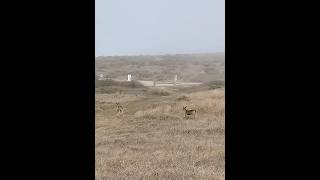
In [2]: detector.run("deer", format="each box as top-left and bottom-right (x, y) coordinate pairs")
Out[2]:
(183, 106), (196, 119)
(115, 102), (124, 115)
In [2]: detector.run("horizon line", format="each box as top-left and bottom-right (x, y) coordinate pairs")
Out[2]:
(95, 51), (225, 58)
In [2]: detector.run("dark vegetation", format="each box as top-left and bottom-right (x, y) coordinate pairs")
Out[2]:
(95, 53), (225, 82)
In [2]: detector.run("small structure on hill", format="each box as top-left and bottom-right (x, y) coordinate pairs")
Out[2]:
(127, 74), (132, 81)
(98, 74), (106, 80)
(173, 74), (178, 85)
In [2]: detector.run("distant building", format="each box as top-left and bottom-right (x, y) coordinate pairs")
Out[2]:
(98, 74), (106, 80)
(174, 75), (178, 85)
(127, 74), (132, 81)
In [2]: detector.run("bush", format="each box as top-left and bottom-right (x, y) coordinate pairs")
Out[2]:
(206, 81), (225, 90)
(148, 89), (171, 96)
(95, 79), (114, 87)
(127, 81), (144, 88)
(176, 95), (191, 101)
(95, 80), (144, 89)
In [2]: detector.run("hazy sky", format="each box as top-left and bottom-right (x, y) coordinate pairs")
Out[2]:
(95, 0), (225, 56)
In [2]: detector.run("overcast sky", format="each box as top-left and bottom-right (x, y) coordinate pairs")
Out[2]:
(95, 0), (225, 56)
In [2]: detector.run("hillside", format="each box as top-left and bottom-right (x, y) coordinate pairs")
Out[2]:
(96, 88), (225, 179)
(95, 53), (225, 83)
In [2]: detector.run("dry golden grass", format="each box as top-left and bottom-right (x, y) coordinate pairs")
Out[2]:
(96, 88), (224, 180)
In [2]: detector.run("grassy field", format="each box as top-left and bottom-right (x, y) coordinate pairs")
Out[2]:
(96, 84), (225, 179)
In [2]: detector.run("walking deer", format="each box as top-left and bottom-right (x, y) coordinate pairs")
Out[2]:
(116, 102), (124, 115)
(183, 106), (196, 119)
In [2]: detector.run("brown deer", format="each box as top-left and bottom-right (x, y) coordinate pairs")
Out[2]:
(183, 106), (196, 119)
(116, 102), (124, 115)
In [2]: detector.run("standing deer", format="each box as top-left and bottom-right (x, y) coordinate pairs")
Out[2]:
(116, 102), (124, 115)
(183, 106), (196, 119)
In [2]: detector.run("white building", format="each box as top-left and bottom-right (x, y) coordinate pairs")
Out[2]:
(174, 74), (178, 85)
(98, 74), (106, 80)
